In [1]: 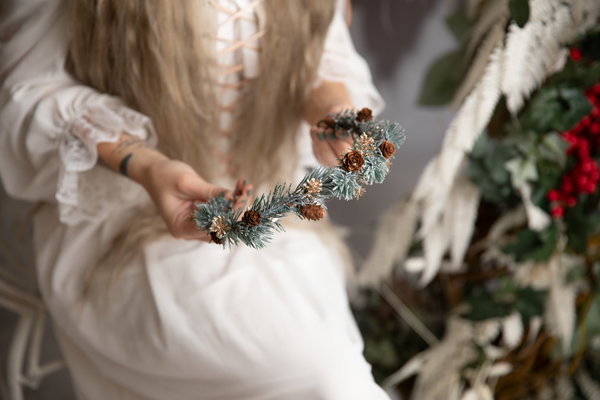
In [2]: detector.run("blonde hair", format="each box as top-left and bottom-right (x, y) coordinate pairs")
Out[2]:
(66, 0), (336, 294)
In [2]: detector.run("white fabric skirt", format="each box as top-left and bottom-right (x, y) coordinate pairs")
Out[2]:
(38, 214), (389, 400)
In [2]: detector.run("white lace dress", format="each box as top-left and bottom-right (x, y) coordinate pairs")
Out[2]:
(0, 0), (387, 399)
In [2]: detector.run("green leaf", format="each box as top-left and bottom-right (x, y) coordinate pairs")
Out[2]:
(513, 287), (546, 325)
(465, 291), (512, 321)
(538, 132), (568, 167)
(503, 225), (557, 262)
(565, 203), (600, 253)
(505, 156), (538, 188)
(509, 0), (530, 28)
(555, 87), (592, 131)
(445, 4), (472, 45)
(418, 49), (465, 106)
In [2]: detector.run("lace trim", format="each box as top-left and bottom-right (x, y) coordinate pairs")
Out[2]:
(57, 103), (156, 225)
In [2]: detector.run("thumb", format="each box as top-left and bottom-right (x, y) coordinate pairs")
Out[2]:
(179, 175), (232, 203)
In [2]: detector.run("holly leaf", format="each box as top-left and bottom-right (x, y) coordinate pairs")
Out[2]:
(418, 49), (465, 106)
(555, 87), (592, 131)
(509, 0), (530, 28)
(505, 156), (538, 188)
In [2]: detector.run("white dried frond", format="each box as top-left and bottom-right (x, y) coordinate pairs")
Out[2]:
(447, 178), (481, 270)
(454, 20), (506, 109)
(514, 261), (552, 290)
(419, 222), (451, 287)
(460, 384), (493, 400)
(571, 0), (600, 30)
(358, 200), (419, 288)
(412, 44), (504, 286)
(466, 0), (509, 61)
(575, 364), (600, 400)
(488, 362), (513, 378)
(484, 344), (507, 360)
(501, 0), (593, 115)
(409, 317), (478, 400)
(526, 316), (543, 347)
(382, 354), (425, 391)
(466, 0), (487, 19)
(555, 375), (575, 400)
(486, 206), (527, 244)
(474, 318), (501, 346)
(544, 255), (577, 354)
(405, 257), (427, 273)
(502, 311), (524, 349)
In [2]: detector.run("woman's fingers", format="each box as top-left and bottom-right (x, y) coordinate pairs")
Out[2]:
(232, 178), (253, 210)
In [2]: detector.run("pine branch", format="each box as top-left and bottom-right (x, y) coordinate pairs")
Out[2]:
(194, 108), (405, 248)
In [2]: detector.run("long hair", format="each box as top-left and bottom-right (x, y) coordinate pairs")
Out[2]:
(66, 0), (336, 294)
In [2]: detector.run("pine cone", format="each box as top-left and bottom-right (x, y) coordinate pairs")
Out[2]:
(210, 232), (223, 245)
(380, 141), (396, 159)
(300, 204), (325, 221)
(356, 107), (373, 122)
(342, 150), (365, 172)
(242, 210), (261, 226)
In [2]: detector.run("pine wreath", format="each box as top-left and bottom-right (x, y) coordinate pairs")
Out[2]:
(193, 108), (405, 249)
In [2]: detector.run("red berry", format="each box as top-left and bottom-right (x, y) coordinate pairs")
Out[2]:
(578, 147), (590, 160)
(572, 123), (583, 135)
(567, 197), (577, 207)
(547, 189), (560, 202)
(591, 122), (600, 135)
(594, 83), (600, 94)
(586, 93), (597, 106)
(562, 177), (574, 194)
(582, 159), (594, 172)
(571, 48), (582, 62)
(587, 182), (597, 193)
(591, 170), (600, 181)
(582, 116), (592, 127)
(592, 107), (600, 118)
(551, 205), (564, 218)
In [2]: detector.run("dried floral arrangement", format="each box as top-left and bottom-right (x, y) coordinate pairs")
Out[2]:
(355, 1), (600, 399)
(192, 108), (405, 249)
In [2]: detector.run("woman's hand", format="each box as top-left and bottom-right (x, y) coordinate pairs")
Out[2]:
(97, 134), (252, 241)
(304, 81), (354, 167)
(309, 104), (354, 168)
(140, 160), (252, 240)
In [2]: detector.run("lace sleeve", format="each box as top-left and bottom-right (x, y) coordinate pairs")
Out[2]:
(316, 2), (385, 115)
(55, 97), (157, 226)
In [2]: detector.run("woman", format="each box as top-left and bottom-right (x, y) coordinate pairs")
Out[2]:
(0, 0), (387, 398)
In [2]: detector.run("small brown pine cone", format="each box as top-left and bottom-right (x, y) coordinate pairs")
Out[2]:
(342, 150), (365, 172)
(300, 204), (325, 221)
(379, 141), (396, 159)
(356, 107), (373, 122)
(242, 210), (261, 226)
(210, 232), (223, 245)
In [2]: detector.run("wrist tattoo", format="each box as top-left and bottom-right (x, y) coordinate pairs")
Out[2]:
(119, 153), (133, 177)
